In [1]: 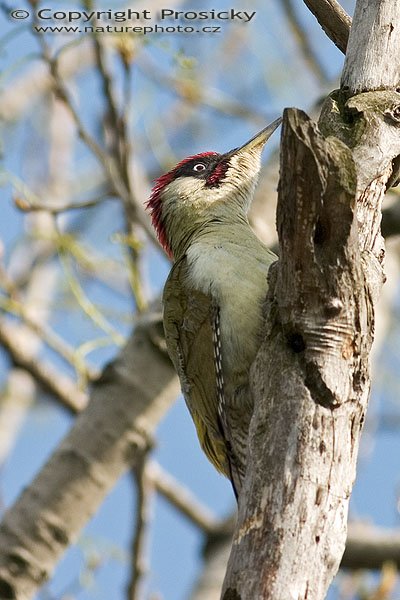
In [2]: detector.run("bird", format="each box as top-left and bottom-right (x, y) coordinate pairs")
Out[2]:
(146, 118), (281, 499)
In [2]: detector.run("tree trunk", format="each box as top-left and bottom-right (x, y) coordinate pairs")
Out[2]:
(221, 1), (400, 598)
(0, 314), (179, 600)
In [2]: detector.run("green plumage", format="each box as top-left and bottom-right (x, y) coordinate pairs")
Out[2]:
(163, 238), (277, 497)
(150, 118), (282, 498)
(163, 256), (230, 477)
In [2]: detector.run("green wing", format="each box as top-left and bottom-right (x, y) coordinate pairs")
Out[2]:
(163, 257), (230, 478)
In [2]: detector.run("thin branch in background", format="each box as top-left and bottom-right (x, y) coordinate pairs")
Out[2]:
(59, 252), (126, 346)
(127, 457), (154, 600)
(302, 0), (351, 55)
(0, 294), (99, 383)
(26, 15), (177, 256)
(118, 38), (134, 139)
(32, 26), (135, 221)
(14, 192), (115, 214)
(49, 230), (129, 295)
(343, 525), (400, 570)
(138, 54), (269, 124)
(45, 44), (156, 244)
(88, 31), (151, 315)
(92, 33), (128, 167)
(0, 319), (88, 413)
(83, 0), (134, 215)
(281, 0), (329, 84)
(34, 32), (109, 168)
(88, 28), (154, 317)
(147, 461), (222, 535)
(113, 232), (149, 312)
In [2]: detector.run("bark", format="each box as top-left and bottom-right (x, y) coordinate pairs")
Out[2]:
(188, 520), (400, 600)
(221, 1), (400, 599)
(341, 0), (400, 93)
(0, 313), (179, 600)
(302, 0), (351, 54)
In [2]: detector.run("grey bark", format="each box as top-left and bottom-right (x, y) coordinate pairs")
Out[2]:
(302, 0), (351, 54)
(221, 1), (400, 598)
(341, 0), (400, 93)
(188, 520), (400, 600)
(0, 313), (179, 600)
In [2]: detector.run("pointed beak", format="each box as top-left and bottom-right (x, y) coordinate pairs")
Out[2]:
(227, 117), (282, 157)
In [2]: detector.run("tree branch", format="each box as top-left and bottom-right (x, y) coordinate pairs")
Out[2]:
(188, 523), (400, 600)
(147, 461), (221, 535)
(343, 525), (400, 570)
(302, 0), (351, 55)
(0, 318), (88, 415)
(341, 0), (400, 92)
(127, 458), (154, 600)
(282, 0), (329, 84)
(0, 312), (179, 599)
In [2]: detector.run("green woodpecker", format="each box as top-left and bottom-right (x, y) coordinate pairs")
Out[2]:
(147, 118), (281, 499)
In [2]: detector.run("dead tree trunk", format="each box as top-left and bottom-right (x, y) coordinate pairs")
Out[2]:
(222, 1), (400, 599)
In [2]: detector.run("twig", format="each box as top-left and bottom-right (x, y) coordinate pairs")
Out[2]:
(0, 319), (88, 413)
(0, 295), (99, 382)
(281, 0), (329, 83)
(33, 28), (133, 213)
(60, 252), (126, 346)
(92, 34), (125, 161)
(137, 54), (269, 124)
(113, 232), (148, 312)
(120, 46), (134, 145)
(43, 48), (110, 169)
(127, 457), (154, 600)
(14, 193), (115, 214)
(147, 461), (221, 535)
(43, 40), (157, 247)
(302, 0), (351, 55)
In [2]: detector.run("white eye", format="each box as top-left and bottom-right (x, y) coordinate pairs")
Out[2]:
(193, 163), (206, 172)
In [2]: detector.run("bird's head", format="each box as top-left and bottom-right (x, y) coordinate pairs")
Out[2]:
(146, 118), (281, 259)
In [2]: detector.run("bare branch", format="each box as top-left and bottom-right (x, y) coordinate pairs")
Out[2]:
(281, 0), (329, 84)
(343, 525), (400, 570)
(188, 523), (400, 600)
(0, 370), (37, 468)
(0, 319), (88, 413)
(14, 193), (115, 214)
(302, 0), (351, 54)
(92, 33), (129, 171)
(0, 296), (98, 382)
(0, 0), (186, 122)
(341, 0), (400, 92)
(147, 461), (221, 535)
(127, 458), (154, 600)
(0, 311), (179, 599)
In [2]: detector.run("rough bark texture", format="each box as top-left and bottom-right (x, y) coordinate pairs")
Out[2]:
(302, 0), (351, 54)
(221, 1), (400, 597)
(0, 314), (179, 600)
(221, 100), (400, 600)
(341, 0), (400, 93)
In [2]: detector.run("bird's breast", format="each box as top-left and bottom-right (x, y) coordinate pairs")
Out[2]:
(186, 238), (271, 376)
